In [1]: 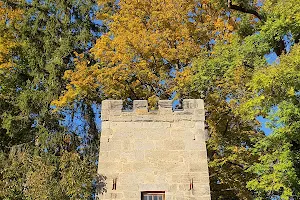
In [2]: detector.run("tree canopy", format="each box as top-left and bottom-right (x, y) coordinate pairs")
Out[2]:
(1, 0), (300, 199)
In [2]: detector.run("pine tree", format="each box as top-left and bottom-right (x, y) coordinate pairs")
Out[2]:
(0, 0), (102, 199)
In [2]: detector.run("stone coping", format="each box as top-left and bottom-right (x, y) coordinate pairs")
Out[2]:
(101, 99), (205, 122)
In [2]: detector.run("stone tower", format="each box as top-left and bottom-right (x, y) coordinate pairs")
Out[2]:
(98, 99), (211, 200)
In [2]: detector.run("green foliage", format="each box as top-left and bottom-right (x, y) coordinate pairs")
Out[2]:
(242, 44), (300, 199)
(0, 0), (101, 199)
(190, 0), (300, 198)
(188, 35), (267, 199)
(0, 146), (96, 199)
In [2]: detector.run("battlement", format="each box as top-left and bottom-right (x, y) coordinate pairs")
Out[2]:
(101, 99), (205, 122)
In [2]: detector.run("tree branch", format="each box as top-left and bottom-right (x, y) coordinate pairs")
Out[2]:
(274, 39), (286, 56)
(243, 61), (254, 69)
(228, 0), (265, 21)
(4, 0), (49, 14)
(227, 161), (245, 169)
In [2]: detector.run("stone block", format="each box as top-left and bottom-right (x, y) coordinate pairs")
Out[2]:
(158, 100), (173, 114)
(109, 114), (132, 122)
(168, 184), (178, 192)
(139, 183), (169, 191)
(148, 128), (170, 140)
(164, 140), (185, 150)
(145, 150), (184, 163)
(109, 151), (121, 162)
(189, 162), (209, 173)
(134, 150), (145, 161)
(122, 162), (154, 173)
(101, 128), (113, 137)
(120, 152), (135, 162)
(133, 100), (148, 113)
(183, 99), (204, 110)
(110, 121), (141, 129)
(131, 114), (155, 121)
(131, 129), (150, 140)
(155, 140), (167, 150)
(158, 100), (173, 109)
(143, 121), (171, 128)
(178, 183), (190, 191)
(193, 186), (211, 196)
(158, 161), (187, 172)
(195, 121), (205, 131)
(122, 140), (134, 151)
(171, 121), (195, 129)
(99, 151), (109, 161)
(184, 138), (207, 151)
(99, 140), (110, 151)
(106, 193), (123, 199)
(108, 140), (122, 152)
(101, 110), (110, 121)
(112, 130), (133, 139)
(173, 113), (194, 122)
(123, 192), (140, 199)
(98, 162), (122, 174)
(134, 140), (155, 151)
(184, 151), (208, 162)
(101, 100), (111, 110)
(110, 100), (123, 110)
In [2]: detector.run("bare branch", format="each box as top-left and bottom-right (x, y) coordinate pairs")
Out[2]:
(228, 0), (265, 21)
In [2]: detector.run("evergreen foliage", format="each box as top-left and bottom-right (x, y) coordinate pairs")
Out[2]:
(0, 0), (101, 199)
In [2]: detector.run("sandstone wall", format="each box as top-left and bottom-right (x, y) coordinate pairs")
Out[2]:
(98, 99), (211, 200)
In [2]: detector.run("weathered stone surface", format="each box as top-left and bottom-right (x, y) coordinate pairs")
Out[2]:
(97, 99), (210, 200)
(133, 100), (148, 113)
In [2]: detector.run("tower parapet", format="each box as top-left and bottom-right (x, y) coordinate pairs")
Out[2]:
(101, 99), (205, 122)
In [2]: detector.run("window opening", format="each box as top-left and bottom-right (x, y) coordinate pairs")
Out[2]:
(141, 191), (165, 200)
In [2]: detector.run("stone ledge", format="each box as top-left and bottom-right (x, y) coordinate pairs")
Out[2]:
(102, 99), (205, 122)
(102, 99), (204, 112)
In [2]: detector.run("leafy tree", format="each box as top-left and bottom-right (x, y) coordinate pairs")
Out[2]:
(189, 0), (300, 199)
(53, 0), (236, 107)
(0, 0), (101, 199)
(243, 44), (300, 199)
(185, 35), (267, 199)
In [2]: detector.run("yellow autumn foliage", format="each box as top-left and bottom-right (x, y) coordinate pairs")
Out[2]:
(54, 0), (235, 107)
(0, 1), (23, 69)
